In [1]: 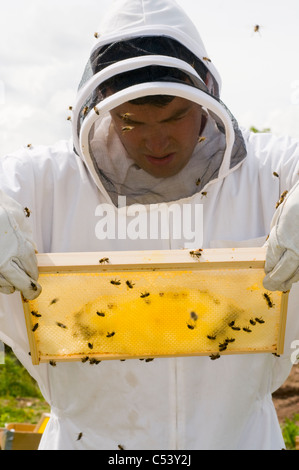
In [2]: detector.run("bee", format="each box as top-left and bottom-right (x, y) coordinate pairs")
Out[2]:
(201, 191), (208, 198)
(225, 337), (235, 344)
(195, 178), (201, 186)
(94, 32), (100, 38)
(243, 326), (252, 333)
(228, 321), (235, 327)
(106, 332), (115, 338)
(67, 116), (72, 121)
(121, 112), (134, 120)
(32, 323), (39, 332)
(253, 24), (261, 34)
(219, 342), (227, 352)
(190, 311), (198, 321)
(276, 190), (288, 209)
(31, 310), (42, 318)
(126, 280), (135, 289)
(249, 318), (256, 325)
(89, 358), (101, 365)
(27, 144), (32, 149)
(30, 281), (38, 291)
(210, 353), (221, 361)
(94, 106), (100, 115)
(198, 136), (206, 143)
(81, 357), (89, 363)
(110, 279), (121, 286)
(49, 298), (59, 306)
(140, 292), (150, 298)
(187, 323), (195, 330)
(49, 360), (57, 367)
(77, 432), (83, 441)
(88, 342), (93, 349)
(231, 326), (241, 331)
(56, 322), (67, 329)
(118, 444), (125, 450)
(96, 311), (105, 317)
(189, 249), (203, 259)
(203, 57), (211, 63)
(121, 126), (134, 133)
(24, 207), (31, 218)
(145, 358), (154, 362)
(255, 317), (265, 324)
(99, 257), (109, 264)
(273, 171), (279, 178)
(263, 292), (274, 308)
(68, 106), (73, 111)
(207, 335), (216, 340)
(82, 106), (89, 116)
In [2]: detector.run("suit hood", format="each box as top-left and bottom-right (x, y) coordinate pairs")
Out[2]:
(72, 0), (246, 205)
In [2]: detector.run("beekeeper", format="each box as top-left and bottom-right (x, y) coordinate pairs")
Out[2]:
(0, 0), (299, 450)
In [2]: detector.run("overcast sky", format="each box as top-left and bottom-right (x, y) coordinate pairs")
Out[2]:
(1, 0), (299, 156)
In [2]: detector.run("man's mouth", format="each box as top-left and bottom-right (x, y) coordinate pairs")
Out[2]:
(145, 153), (175, 166)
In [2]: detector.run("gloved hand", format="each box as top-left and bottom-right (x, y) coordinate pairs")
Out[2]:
(0, 190), (41, 300)
(263, 180), (299, 291)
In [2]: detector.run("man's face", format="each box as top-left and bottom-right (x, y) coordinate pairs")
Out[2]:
(110, 97), (203, 178)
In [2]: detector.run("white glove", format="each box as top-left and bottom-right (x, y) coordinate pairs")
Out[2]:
(0, 190), (41, 300)
(263, 180), (299, 291)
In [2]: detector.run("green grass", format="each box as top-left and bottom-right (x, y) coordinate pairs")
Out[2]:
(281, 414), (299, 450)
(0, 346), (50, 427)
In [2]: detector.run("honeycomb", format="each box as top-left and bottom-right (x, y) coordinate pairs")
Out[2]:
(23, 267), (287, 364)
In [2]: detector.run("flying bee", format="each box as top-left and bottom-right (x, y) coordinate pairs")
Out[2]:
(276, 190), (288, 209)
(67, 116), (72, 121)
(49, 360), (57, 367)
(27, 144), (32, 149)
(118, 444), (125, 450)
(201, 191), (208, 198)
(140, 292), (150, 298)
(210, 353), (221, 361)
(121, 126), (134, 133)
(32, 323), (39, 332)
(77, 432), (83, 441)
(255, 317), (265, 324)
(24, 207), (31, 218)
(126, 280), (135, 289)
(243, 326), (252, 333)
(110, 279), (121, 286)
(198, 136), (206, 143)
(94, 32), (100, 38)
(82, 106), (89, 116)
(106, 332), (115, 338)
(273, 171), (279, 178)
(263, 292), (275, 308)
(68, 106), (73, 111)
(56, 322), (67, 329)
(94, 106), (100, 115)
(195, 178), (201, 186)
(253, 24), (261, 34)
(203, 57), (211, 63)
(189, 249), (203, 259)
(49, 298), (59, 306)
(99, 257), (110, 264)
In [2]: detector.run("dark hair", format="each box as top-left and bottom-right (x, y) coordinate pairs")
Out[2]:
(128, 94), (175, 107)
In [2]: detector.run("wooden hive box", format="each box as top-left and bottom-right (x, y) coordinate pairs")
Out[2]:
(22, 247), (289, 364)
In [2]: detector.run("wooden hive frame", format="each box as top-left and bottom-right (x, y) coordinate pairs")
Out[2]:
(22, 247), (289, 365)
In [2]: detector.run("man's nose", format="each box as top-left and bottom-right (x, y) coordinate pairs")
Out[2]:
(144, 128), (170, 155)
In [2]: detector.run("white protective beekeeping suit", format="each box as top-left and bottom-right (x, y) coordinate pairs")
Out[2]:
(0, 0), (299, 450)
